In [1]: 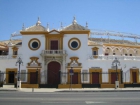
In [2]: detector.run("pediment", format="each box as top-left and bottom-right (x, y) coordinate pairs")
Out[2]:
(49, 30), (60, 34)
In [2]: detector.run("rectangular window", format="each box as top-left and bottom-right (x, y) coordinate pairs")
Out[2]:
(105, 53), (108, 56)
(125, 54), (127, 56)
(21, 70), (26, 82)
(82, 70), (88, 82)
(13, 51), (17, 55)
(50, 40), (58, 50)
(113, 53), (115, 55)
(93, 51), (97, 55)
(130, 54), (132, 56)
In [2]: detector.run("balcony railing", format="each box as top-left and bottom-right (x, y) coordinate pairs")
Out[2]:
(0, 54), (22, 60)
(88, 55), (140, 61)
(41, 50), (67, 56)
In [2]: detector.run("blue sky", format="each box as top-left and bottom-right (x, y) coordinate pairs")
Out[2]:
(1, 0), (140, 41)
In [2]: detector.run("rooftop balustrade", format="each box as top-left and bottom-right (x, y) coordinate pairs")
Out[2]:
(88, 55), (140, 61)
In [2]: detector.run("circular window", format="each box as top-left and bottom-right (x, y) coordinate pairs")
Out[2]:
(28, 38), (41, 50)
(68, 38), (81, 50)
(32, 42), (38, 48)
(71, 41), (78, 48)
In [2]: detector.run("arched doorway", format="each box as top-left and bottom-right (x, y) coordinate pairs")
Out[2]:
(47, 61), (61, 86)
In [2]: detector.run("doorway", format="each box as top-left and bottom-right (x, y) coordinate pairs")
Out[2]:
(30, 72), (37, 84)
(8, 71), (15, 83)
(47, 61), (61, 85)
(71, 72), (78, 84)
(111, 72), (117, 84)
(92, 72), (99, 84)
(132, 72), (137, 83)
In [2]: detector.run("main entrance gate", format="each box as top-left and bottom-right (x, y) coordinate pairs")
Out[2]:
(47, 61), (61, 87)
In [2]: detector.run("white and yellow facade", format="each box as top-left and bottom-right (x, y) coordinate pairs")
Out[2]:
(0, 17), (140, 88)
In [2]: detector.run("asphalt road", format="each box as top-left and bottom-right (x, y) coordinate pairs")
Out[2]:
(0, 91), (140, 105)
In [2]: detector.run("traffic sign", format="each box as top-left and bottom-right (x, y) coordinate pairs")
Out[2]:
(70, 69), (74, 75)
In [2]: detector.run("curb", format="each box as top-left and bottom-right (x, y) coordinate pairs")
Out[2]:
(56, 90), (140, 92)
(0, 89), (17, 91)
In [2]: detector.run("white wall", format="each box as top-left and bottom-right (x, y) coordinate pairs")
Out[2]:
(63, 34), (89, 69)
(87, 59), (140, 82)
(88, 45), (103, 56)
(21, 34), (45, 70)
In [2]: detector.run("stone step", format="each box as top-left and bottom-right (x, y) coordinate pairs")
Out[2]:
(3, 85), (15, 88)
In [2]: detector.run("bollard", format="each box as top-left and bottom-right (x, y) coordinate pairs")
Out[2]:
(32, 88), (34, 92)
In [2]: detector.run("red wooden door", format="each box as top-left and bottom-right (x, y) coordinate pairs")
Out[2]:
(111, 73), (116, 84)
(30, 72), (37, 84)
(92, 72), (99, 84)
(50, 40), (58, 50)
(72, 73), (78, 84)
(132, 72), (137, 83)
(48, 61), (60, 85)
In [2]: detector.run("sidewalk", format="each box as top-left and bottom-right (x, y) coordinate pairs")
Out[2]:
(1, 87), (140, 92)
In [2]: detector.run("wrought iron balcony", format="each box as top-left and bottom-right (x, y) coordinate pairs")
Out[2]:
(41, 50), (67, 56)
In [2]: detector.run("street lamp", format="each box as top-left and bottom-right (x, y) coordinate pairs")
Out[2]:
(112, 57), (120, 81)
(69, 67), (74, 90)
(16, 57), (23, 88)
(69, 61), (76, 90)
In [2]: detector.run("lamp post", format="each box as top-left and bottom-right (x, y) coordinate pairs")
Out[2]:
(69, 67), (74, 90)
(69, 61), (76, 90)
(16, 57), (23, 88)
(112, 57), (120, 88)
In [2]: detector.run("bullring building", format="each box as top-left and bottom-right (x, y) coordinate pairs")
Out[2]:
(0, 17), (140, 88)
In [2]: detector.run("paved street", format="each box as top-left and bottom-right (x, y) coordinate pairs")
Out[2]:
(0, 91), (140, 105)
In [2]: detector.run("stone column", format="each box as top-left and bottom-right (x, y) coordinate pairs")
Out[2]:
(40, 56), (45, 84)
(61, 56), (67, 84)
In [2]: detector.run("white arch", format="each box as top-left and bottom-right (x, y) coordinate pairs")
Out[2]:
(129, 48), (135, 53)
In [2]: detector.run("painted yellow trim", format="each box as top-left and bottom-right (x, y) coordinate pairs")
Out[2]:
(67, 67), (82, 69)
(45, 33), (64, 50)
(21, 84), (38, 88)
(12, 46), (18, 57)
(49, 29), (60, 34)
(20, 31), (47, 35)
(92, 47), (99, 58)
(68, 38), (81, 51)
(27, 67), (42, 68)
(89, 68), (102, 84)
(67, 68), (81, 84)
(12, 55), (17, 58)
(46, 37), (49, 50)
(27, 57), (41, 67)
(6, 68), (17, 84)
(108, 69), (121, 84)
(27, 69), (40, 84)
(28, 38), (41, 51)
(101, 84), (124, 88)
(20, 30), (90, 36)
(58, 84), (82, 88)
(92, 47), (99, 50)
(12, 46), (18, 50)
(21, 30), (88, 50)
(68, 57), (82, 67)
(130, 68), (139, 83)
(93, 55), (98, 58)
